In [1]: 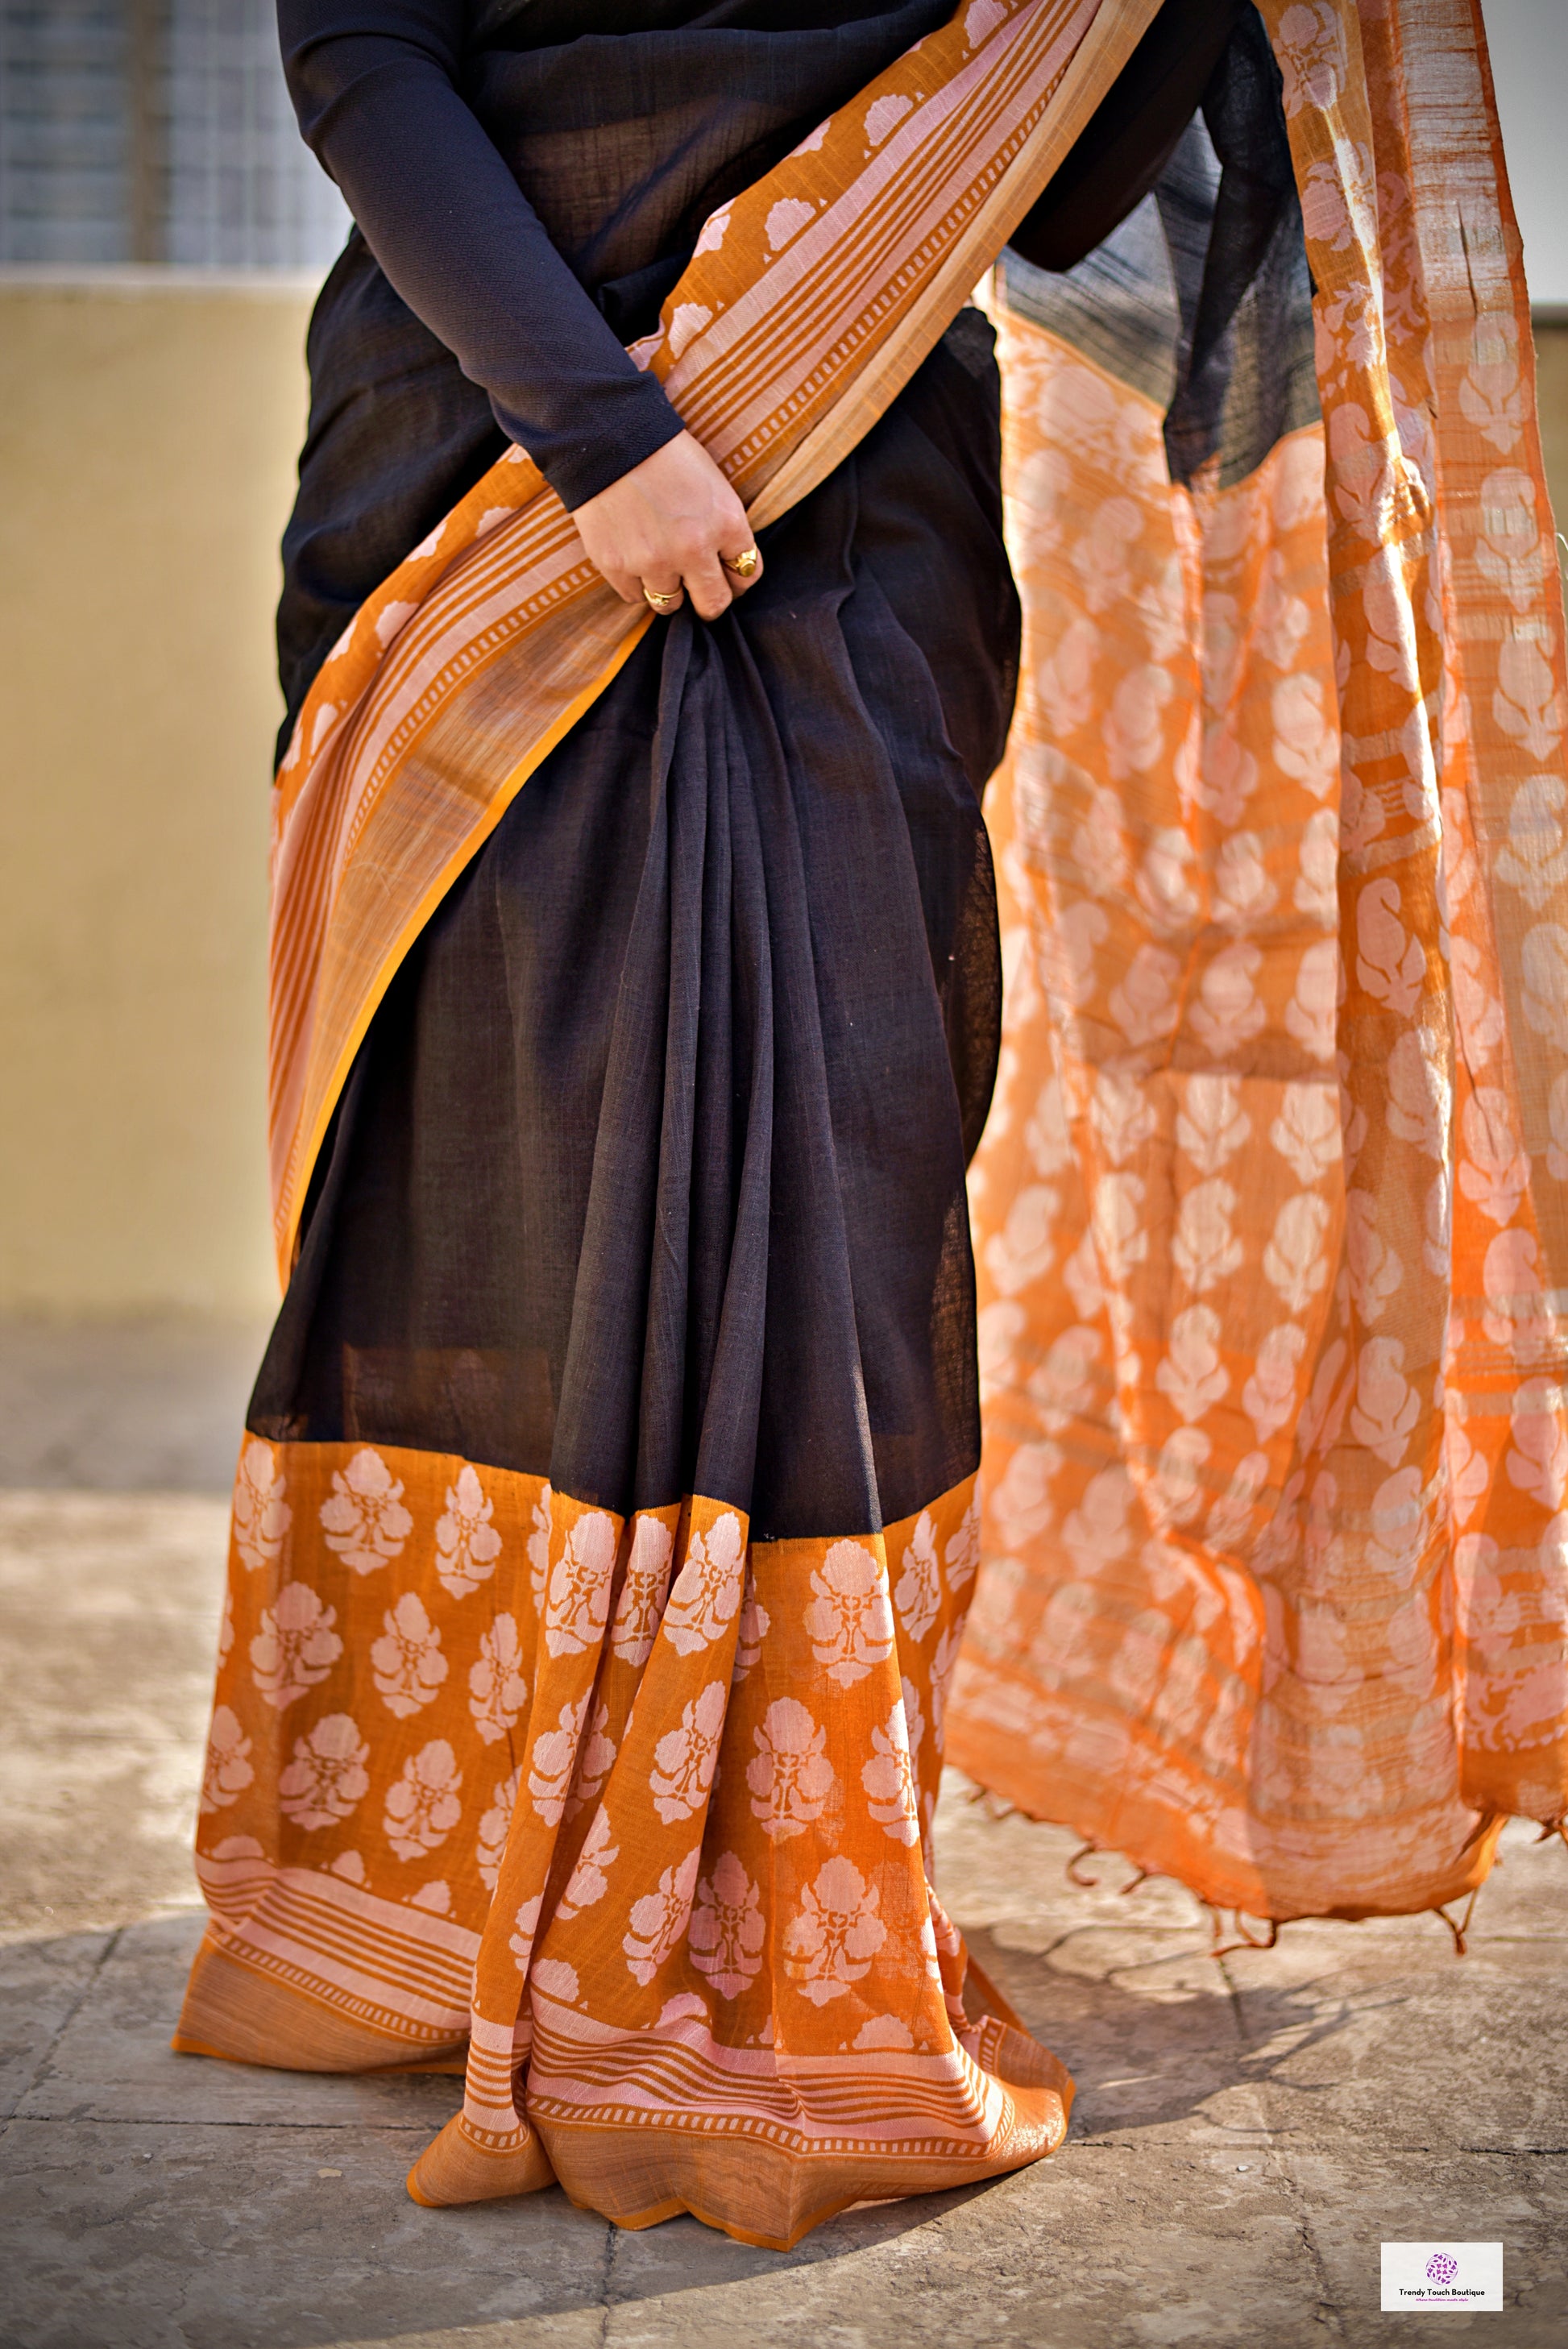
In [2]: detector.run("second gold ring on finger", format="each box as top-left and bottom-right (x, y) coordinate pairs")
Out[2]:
(724, 547), (760, 578)
(642, 583), (681, 612)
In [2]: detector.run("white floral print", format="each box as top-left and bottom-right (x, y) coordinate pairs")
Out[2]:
(944, 1493), (980, 1596)
(861, 1703), (920, 1845)
(623, 1847), (701, 1986)
(747, 1696), (835, 1840)
(510, 1891), (542, 1970)
(370, 1592), (447, 1716)
(200, 1704), (253, 1812)
(610, 1514), (674, 1665)
(918, 1909), (942, 1982)
(279, 1712), (369, 1829)
(476, 1767), (519, 1888)
(689, 1852), (765, 1998)
(893, 1513), (940, 1643)
(233, 1438), (290, 1574)
(527, 1484), (553, 1612)
(384, 1738), (462, 1859)
(566, 1699), (616, 1820)
(558, 1807), (619, 1920)
(649, 1683), (727, 1824)
(1274, 0), (1346, 118)
(543, 1509), (617, 1658)
(662, 1512), (745, 1654)
(249, 1582), (342, 1709)
(319, 1449), (413, 1575)
(216, 1586), (234, 1663)
(804, 1541), (895, 1687)
(785, 1857), (886, 2004)
(901, 1673), (927, 1766)
(732, 1565), (769, 1681)
(855, 2015), (914, 2051)
(531, 1958), (580, 2004)
(528, 1695), (589, 1825)
(467, 1612), (528, 1744)
(433, 1463), (502, 1599)
(930, 1619), (963, 1746)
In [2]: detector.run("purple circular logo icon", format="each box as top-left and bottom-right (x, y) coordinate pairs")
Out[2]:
(1426, 2253), (1458, 2287)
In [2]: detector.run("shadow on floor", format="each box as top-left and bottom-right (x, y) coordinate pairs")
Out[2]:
(0, 1904), (1354, 2349)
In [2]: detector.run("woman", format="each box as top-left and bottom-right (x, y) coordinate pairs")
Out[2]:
(176, 0), (1194, 2249)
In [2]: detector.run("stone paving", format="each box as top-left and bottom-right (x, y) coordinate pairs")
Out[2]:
(1, 1458), (1565, 2344)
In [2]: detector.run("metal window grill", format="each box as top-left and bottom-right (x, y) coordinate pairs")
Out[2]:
(0, 0), (349, 269)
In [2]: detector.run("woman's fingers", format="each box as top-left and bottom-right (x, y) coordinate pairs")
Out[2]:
(639, 571), (686, 616)
(720, 543), (764, 595)
(573, 431), (761, 623)
(597, 565), (647, 607)
(679, 545), (732, 622)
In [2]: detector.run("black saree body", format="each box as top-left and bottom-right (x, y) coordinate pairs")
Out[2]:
(255, 317), (1016, 1545)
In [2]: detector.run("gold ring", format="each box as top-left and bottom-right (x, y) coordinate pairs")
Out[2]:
(723, 547), (760, 578)
(643, 583), (681, 612)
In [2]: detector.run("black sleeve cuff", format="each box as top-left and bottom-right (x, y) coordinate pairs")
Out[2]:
(500, 367), (687, 513)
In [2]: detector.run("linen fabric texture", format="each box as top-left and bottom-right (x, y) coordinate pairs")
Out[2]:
(180, 0), (1160, 2247)
(950, 0), (1568, 1927)
(183, 0), (1567, 2249)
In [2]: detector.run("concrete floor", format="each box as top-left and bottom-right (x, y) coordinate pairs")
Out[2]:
(1, 1356), (1565, 2346)
(0, 1317), (271, 1495)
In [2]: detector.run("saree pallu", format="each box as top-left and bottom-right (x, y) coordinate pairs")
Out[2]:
(951, 0), (1568, 1926)
(177, 0), (1164, 2251)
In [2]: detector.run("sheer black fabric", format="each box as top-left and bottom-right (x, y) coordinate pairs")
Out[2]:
(1158, 1), (1304, 482)
(1006, 0), (1242, 276)
(251, 322), (1014, 1540)
(998, 0), (1316, 489)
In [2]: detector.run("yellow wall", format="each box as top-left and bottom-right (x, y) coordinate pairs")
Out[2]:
(0, 278), (1565, 1319)
(0, 275), (313, 1315)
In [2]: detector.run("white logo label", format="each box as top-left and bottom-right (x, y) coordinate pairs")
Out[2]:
(1380, 2243), (1503, 2312)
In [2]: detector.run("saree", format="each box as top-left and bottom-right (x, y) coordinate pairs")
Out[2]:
(176, 0), (1163, 2251)
(950, 0), (1568, 1930)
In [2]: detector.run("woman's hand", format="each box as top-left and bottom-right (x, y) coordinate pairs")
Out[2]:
(571, 430), (762, 620)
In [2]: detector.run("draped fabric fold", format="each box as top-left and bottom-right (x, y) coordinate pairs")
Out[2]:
(950, 0), (1568, 1922)
(178, 0), (1162, 2253)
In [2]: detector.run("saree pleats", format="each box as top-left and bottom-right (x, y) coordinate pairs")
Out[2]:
(949, 0), (1568, 1919)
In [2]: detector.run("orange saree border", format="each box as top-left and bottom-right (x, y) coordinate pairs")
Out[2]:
(264, 0), (1164, 1284)
(178, 1439), (1069, 2248)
